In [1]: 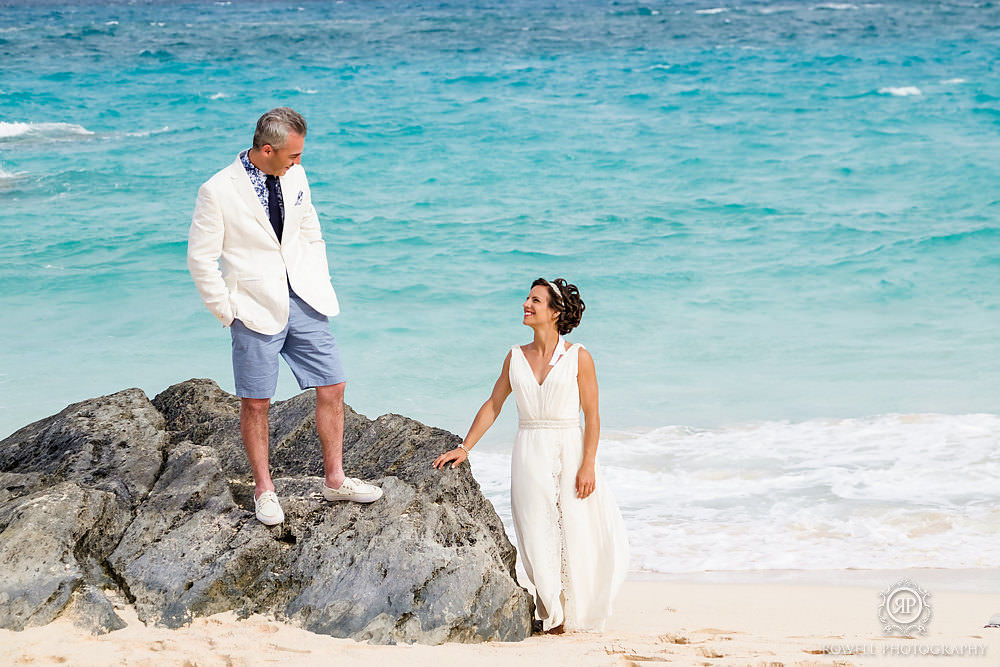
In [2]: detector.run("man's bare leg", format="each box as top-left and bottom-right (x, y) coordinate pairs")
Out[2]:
(316, 382), (346, 489)
(240, 397), (274, 499)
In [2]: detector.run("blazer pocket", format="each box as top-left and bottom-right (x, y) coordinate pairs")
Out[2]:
(235, 275), (265, 291)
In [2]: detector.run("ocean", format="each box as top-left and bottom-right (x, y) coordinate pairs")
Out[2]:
(1, 0), (998, 575)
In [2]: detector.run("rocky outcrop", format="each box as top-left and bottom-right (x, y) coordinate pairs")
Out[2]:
(0, 379), (532, 643)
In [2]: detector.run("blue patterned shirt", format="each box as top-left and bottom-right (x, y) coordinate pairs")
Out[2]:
(239, 149), (284, 219)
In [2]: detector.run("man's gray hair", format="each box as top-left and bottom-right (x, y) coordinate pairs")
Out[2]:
(253, 107), (307, 149)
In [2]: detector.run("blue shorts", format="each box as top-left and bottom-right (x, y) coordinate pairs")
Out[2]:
(230, 292), (345, 399)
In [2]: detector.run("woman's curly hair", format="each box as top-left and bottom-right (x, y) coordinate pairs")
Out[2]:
(532, 278), (585, 335)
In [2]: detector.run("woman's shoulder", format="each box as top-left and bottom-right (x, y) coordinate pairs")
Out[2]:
(572, 342), (594, 365)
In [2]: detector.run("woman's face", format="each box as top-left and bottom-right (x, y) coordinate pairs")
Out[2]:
(523, 285), (559, 330)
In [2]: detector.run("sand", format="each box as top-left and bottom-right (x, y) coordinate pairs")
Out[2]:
(3, 571), (998, 666)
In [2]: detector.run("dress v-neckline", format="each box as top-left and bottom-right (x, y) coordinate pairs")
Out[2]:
(519, 343), (573, 387)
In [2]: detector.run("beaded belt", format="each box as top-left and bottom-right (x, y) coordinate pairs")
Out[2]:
(518, 418), (581, 430)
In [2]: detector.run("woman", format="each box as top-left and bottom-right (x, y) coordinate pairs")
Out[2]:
(433, 278), (629, 633)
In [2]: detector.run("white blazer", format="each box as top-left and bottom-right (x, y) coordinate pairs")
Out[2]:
(188, 156), (340, 335)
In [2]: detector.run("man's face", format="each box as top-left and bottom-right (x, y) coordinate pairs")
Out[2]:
(259, 132), (304, 176)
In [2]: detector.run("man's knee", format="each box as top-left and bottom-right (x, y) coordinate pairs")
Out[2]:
(241, 397), (271, 417)
(315, 382), (345, 404)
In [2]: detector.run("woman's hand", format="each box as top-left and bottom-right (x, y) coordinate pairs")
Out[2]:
(433, 447), (468, 469)
(575, 463), (596, 499)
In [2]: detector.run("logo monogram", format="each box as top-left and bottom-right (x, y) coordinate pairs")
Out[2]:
(878, 579), (932, 637)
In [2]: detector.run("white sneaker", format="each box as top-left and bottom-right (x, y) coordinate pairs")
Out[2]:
(322, 477), (383, 503)
(254, 490), (284, 525)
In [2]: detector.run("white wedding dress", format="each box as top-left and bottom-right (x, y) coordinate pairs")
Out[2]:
(508, 343), (629, 632)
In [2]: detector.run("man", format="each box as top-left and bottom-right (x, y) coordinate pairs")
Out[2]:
(188, 107), (381, 525)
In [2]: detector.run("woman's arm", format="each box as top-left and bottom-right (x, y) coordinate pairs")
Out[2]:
(433, 351), (513, 470)
(576, 347), (600, 499)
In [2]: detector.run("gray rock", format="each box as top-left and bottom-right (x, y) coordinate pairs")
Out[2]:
(0, 379), (532, 643)
(63, 584), (128, 634)
(0, 389), (166, 633)
(0, 481), (131, 632)
(0, 388), (166, 504)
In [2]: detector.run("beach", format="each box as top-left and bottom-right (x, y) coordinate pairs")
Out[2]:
(3, 0), (999, 660)
(4, 573), (997, 666)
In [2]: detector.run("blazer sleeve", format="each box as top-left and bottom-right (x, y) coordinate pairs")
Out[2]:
(188, 182), (236, 326)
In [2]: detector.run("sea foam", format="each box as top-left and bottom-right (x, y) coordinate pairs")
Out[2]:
(0, 121), (94, 141)
(474, 413), (1000, 573)
(879, 86), (922, 96)
(2, 0), (999, 577)
(125, 126), (171, 138)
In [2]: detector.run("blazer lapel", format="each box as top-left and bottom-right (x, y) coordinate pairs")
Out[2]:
(227, 157), (279, 244)
(277, 172), (299, 244)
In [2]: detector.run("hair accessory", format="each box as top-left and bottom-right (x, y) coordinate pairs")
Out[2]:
(547, 280), (562, 300)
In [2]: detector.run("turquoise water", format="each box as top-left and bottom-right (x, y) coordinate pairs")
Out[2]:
(3, 0), (999, 571)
